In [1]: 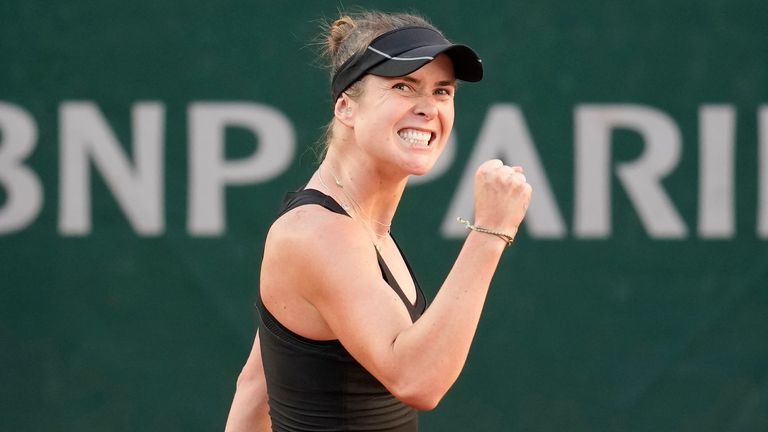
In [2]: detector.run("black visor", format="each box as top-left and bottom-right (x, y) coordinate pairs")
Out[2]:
(331, 26), (483, 101)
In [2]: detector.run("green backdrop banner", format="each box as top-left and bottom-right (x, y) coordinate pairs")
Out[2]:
(2, 1), (767, 431)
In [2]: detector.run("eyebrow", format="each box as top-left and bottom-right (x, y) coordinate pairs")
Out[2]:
(399, 75), (457, 87)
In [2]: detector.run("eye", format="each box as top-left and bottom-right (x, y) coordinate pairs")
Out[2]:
(392, 82), (414, 92)
(434, 87), (454, 98)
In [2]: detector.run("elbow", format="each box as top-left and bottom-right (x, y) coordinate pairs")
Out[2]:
(235, 360), (268, 396)
(236, 368), (265, 392)
(390, 381), (448, 411)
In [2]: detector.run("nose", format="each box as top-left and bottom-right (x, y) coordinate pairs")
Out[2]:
(413, 96), (438, 120)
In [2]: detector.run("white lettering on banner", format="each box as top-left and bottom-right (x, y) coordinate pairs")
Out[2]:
(759, 106), (768, 238)
(188, 103), (294, 235)
(59, 102), (165, 236)
(441, 104), (566, 239)
(575, 105), (687, 238)
(0, 102), (42, 233)
(0, 100), (766, 239)
(698, 106), (736, 238)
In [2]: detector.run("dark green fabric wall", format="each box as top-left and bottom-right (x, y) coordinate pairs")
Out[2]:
(2, 1), (767, 430)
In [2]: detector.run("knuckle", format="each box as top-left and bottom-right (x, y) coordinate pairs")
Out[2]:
(523, 185), (533, 198)
(508, 173), (525, 187)
(475, 167), (487, 181)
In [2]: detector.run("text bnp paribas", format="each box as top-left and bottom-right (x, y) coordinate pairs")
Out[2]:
(1, 101), (766, 239)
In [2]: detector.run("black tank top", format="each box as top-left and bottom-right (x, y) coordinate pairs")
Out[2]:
(258, 189), (427, 431)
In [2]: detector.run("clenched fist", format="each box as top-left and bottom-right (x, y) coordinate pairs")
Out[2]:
(473, 159), (532, 238)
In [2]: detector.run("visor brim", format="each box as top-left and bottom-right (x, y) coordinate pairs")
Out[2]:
(367, 44), (483, 82)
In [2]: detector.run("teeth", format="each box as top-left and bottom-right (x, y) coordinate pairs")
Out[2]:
(398, 129), (432, 146)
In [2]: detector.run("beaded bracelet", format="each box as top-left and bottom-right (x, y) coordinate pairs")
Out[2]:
(456, 217), (516, 248)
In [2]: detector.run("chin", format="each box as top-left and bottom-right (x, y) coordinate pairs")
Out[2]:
(405, 162), (436, 177)
(396, 149), (443, 177)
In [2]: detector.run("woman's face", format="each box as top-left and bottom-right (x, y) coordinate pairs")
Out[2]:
(347, 54), (456, 177)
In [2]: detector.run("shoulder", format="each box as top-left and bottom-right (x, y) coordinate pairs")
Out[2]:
(261, 203), (389, 334)
(268, 204), (369, 255)
(263, 204), (379, 284)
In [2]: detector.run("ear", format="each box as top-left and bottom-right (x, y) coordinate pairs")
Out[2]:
(333, 95), (355, 127)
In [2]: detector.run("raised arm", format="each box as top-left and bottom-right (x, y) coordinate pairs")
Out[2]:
(394, 160), (532, 406)
(271, 160), (531, 410)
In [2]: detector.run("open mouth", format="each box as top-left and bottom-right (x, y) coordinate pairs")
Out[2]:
(397, 128), (434, 148)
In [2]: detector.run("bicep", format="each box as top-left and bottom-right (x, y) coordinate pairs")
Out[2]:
(266, 212), (416, 386)
(303, 243), (415, 382)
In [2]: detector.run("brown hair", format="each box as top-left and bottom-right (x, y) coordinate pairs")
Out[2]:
(315, 11), (440, 159)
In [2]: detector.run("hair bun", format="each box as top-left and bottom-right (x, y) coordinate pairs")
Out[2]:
(328, 16), (356, 56)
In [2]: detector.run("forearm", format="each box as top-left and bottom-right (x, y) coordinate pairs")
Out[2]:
(391, 160), (530, 396)
(391, 230), (507, 404)
(225, 332), (271, 432)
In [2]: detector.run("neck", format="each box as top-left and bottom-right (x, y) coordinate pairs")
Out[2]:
(312, 149), (407, 237)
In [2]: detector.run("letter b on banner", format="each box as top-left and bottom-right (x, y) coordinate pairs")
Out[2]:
(0, 103), (42, 234)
